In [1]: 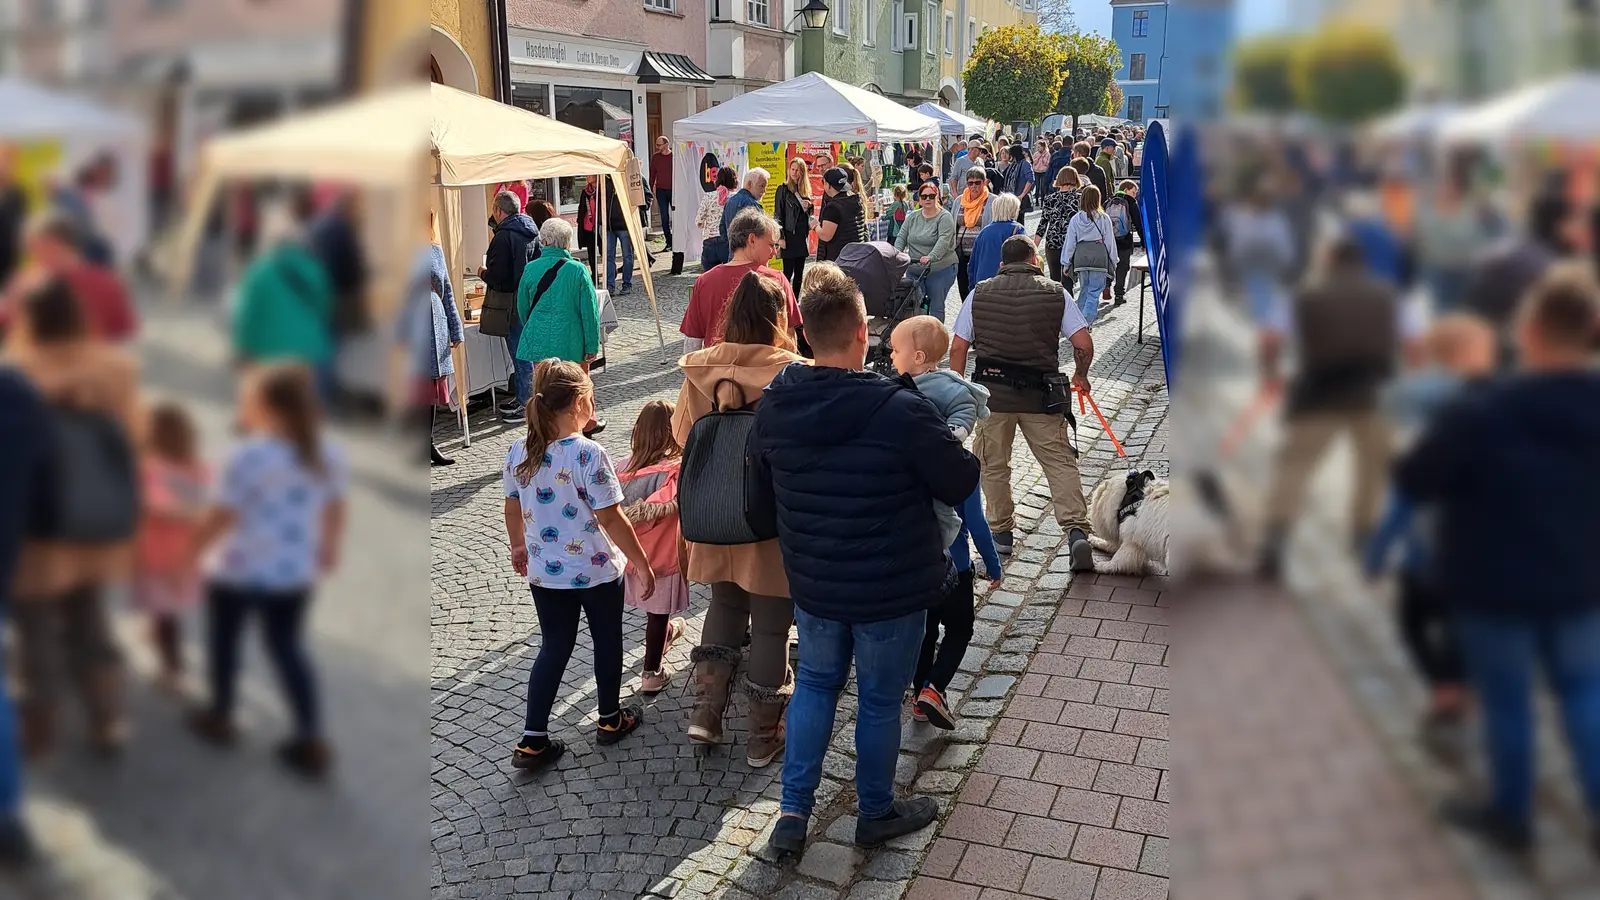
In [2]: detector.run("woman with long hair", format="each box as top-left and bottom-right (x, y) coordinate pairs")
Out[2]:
(1064, 184), (1119, 327)
(696, 166), (741, 270)
(774, 158), (815, 295)
(673, 272), (807, 768)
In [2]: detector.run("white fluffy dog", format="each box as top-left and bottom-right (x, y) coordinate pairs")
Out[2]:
(1088, 470), (1171, 576)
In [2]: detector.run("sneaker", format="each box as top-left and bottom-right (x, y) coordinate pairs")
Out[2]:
(501, 406), (527, 424)
(855, 797), (939, 848)
(511, 736), (566, 772)
(994, 531), (1014, 556)
(1440, 797), (1532, 855)
(277, 738), (333, 779)
(1068, 528), (1094, 573)
(596, 704), (644, 746)
(662, 617), (687, 659)
(915, 686), (955, 730)
(1113, 296), (1127, 307)
(619, 283), (633, 296)
(497, 396), (523, 414)
(768, 813), (808, 857)
(640, 669), (671, 695)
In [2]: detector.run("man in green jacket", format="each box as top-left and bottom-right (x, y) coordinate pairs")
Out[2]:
(1094, 139), (1118, 201)
(514, 216), (605, 433)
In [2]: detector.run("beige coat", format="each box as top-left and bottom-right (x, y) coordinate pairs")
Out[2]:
(10, 341), (139, 601)
(672, 342), (807, 600)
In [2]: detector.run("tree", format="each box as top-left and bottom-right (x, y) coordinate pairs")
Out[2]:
(1053, 31), (1121, 132)
(1035, 0), (1076, 35)
(1292, 20), (1407, 123)
(1232, 34), (1300, 114)
(963, 24), (1069, 125)
(1104, 81), (1124, 117)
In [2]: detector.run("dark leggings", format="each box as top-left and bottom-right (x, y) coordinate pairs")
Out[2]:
(1398, 573), (1466, 688)
(1046, 247), (1074, 294)
(643, 612), (670, 672)
(914, 570), (976, 692)
(524, 579), (625, 733)
(153, 614), (183, 675)
(783, 256), (807, 297)
(956, 249), (972, 300)
(206, 583), (319, 739)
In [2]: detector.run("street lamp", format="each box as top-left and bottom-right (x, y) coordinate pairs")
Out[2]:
(797, 0), (830, 30)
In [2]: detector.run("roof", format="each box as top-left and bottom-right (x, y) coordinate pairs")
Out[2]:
(636, 52), (715, 85)
(673, 71), (941, 143)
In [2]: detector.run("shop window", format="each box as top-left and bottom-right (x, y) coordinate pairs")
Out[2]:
(554, 86), (635, 208)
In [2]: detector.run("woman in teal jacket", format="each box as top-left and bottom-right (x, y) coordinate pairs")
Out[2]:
(514, 217), (606, 433)
(231, 202), (335, 375)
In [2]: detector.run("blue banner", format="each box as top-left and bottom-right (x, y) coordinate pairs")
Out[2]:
(1137, 121), (1198, 390)
(1138, 122), (1175, 386)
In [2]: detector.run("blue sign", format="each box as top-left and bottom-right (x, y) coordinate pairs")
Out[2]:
(1136, 120), (1198, 390)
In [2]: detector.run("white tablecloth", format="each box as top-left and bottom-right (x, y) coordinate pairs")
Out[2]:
(460, 289), (617, 399)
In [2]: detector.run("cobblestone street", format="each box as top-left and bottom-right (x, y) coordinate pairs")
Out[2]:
(430, 239), (1172, 900)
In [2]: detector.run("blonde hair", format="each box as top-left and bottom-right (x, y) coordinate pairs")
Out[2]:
(515, 359), (593, 482)
(1079, 185), (1103, 215)
(893, 315), (950, 365)
(786, 158), (811, 198)
(892, 184), (907, 201)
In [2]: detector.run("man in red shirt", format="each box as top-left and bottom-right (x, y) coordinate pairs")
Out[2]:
(649, 136), (674, 251)
(680, 208), (802, 352)
(0, 213), (137, 344)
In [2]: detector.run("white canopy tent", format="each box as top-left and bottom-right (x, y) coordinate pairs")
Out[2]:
(673, 72), (942, 144)
(911, 103), (989, 138)
(175, 82), (664, 438)
(1437, 74), (1600, 144)
(1369, 102), (1460, 142)
(0, 77), (149, 268)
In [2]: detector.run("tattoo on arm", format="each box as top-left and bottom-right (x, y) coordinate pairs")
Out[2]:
(1073, 343), (1093, 376)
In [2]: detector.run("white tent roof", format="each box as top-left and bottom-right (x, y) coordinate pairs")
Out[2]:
(1438, 74), (1600, 144)
(673, 72), (941, 144)
(0, 78), (146, 141)
(1369, 102), (1459, 141)
(911, 103), (988, 137)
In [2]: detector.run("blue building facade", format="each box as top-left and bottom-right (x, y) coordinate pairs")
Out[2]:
(1109, 0), (1235, 122)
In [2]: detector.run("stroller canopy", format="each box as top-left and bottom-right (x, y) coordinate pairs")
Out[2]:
(835, 242), (909, 317)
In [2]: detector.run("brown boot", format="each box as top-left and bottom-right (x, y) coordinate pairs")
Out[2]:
(83, 666), (128, 755)
(686, 645), (738, 745)
(744, 671), (792, 769)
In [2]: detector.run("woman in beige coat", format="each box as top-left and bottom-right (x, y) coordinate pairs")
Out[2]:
(7, 275), (139, 755)
(672, 271), (806, 768)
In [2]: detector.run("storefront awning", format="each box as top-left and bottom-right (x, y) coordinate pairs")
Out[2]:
(635, 52), (715, 86)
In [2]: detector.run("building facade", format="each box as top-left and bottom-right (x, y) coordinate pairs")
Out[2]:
(936, 0), (1037, 112)
(1109, 0), (1231, 122)
(705, 0), (799, 102)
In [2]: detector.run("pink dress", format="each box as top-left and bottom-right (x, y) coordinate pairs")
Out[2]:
(617, 457), (691, 616)
(134, 458), (209, 615)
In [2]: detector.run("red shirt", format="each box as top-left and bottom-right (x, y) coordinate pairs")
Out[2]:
(680, 262), (802, 344)
(0, 263), (138, 342)
(649, 151), (673, 191)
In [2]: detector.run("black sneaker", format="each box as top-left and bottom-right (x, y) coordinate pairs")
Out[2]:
(856, 797), (939, 848)
(768, 814), (808, 857)
(994, 531), (1014, 556)
(596, 704), (643, 746)
(1068, 528), (1094, 573)
(511, 736), (566, 771)
(0, 817), (33, 868)
(501, 406), (527, 424)
(497, 396), (523, 414)
(1440, 797), (1532, 855)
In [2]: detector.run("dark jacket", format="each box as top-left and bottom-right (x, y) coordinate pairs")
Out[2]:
(0, 369), (46, 609)
(1395, 372), (1600, 619)
(721, 188), (762, 240)
(751, 363), (980, 623)
(483, 213), (540, 294)
(1044, 149), (1073, 195)
(1286, 264), (1398, 415)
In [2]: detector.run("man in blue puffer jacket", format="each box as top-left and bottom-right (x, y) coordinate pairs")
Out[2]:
(750, 263), (979, 859)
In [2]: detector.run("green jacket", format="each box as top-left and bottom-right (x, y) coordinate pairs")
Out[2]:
(1095, 152), (1117, 196)
(515, 248), (600, 363)
(232, 242), (334, 364)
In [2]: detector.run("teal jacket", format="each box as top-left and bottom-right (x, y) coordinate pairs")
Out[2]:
(515, 248), (600, 364)
(232, 242), (334, 364)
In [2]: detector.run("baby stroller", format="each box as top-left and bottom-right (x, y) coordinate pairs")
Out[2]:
(835, 241), (928, 375)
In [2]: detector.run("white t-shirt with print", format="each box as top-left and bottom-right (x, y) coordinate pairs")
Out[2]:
(210, 436), (347, 592)
(503, 434), (626, 589)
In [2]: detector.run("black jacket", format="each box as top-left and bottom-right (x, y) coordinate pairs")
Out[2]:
(1395, 371), (1600, 619)
(483, 213), (540, 293)
(751, 364), (980, 623)
(774, 184), (811, 257)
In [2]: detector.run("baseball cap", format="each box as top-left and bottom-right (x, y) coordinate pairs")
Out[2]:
(1100, 137), (1118, 148)
(823, 167), (850, 192)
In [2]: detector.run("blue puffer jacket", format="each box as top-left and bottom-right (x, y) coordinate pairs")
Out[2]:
(751, 364), (980, 624)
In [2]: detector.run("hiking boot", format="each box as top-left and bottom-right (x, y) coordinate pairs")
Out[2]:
(686, 645), (738, 744)
(511, 736), (566, 772)
(994, 531), (1014, 556)
(768, 814), (808, 858)
(596, 704), (644, 746)
(1440, 797), (1532, 855)
(277, 738), (333, 779)
(1068, 528), (1095, 573)
(856, 798), (939, 848)
(745, 673), (792, 769)
(640, 669), (671, 695)
(915, 686), (955, 731)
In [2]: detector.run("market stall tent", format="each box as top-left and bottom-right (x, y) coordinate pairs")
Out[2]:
(1369, 102), (1460, 142)
(673, 72), (942, 144)
(1437, 74), (1600, 144)
(912, 103), (989, 138)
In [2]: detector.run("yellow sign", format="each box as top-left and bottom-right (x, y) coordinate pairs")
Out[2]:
(15, 141), (62, 214)
(748, 140), (787, 270)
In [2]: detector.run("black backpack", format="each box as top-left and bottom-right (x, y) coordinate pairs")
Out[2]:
(31, 403), (139, 543)
(678, 380), (778, 545)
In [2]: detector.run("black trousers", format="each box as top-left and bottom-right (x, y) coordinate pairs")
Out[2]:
(914, 570), (976, 692)
(1397, 573), (1466, 688)
(206, 583), (319, 739)
(1114, 236), (1135, 300)
(523, 579), (625, 733)
(782, 255), (807, 297)
(956, 249), (972, 301)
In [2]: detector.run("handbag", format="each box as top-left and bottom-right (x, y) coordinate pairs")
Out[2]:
(678, 380), (778, 545)
(1069, 214), (1113, 273)
(479, 262), (563, 339)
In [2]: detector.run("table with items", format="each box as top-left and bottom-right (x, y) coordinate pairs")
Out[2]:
(457, 274), (619, 400)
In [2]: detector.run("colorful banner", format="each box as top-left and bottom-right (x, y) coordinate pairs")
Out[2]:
(749, 141), (785, 215)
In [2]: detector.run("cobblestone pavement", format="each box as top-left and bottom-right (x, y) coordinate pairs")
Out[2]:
(430, 235), (1171, 899)
(4, 297), (431, 900)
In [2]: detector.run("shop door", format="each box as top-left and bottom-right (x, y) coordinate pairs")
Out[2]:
(647, 93), (663, 150)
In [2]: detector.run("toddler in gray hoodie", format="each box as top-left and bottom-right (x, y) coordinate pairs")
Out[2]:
(891, 316), (991, 548)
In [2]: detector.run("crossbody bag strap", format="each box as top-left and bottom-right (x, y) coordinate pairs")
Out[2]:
(525, 261), (566, 315)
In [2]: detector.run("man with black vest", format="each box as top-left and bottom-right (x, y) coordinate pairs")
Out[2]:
(949, 234), (1097, 568)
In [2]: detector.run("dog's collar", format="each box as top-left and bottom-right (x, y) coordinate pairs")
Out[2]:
(1117, 470), (1157, 523)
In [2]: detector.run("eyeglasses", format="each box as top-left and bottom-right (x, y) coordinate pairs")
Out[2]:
(919, 192), (937, 200)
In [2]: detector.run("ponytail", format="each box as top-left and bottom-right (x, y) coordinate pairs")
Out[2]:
(254, 365), (324, 476)
(514, 359), (592, 482)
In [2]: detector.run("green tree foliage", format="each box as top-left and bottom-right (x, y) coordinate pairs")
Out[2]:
(1292, 21), (1407, 123)
(963, 24), (1069, 125)
(1105, 81), (1124, 117)
(1053, 31), (1122, 132)
(1232, 34), (1300, 114)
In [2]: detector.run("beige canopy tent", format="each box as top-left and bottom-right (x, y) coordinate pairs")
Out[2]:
(174, 82), (666, 435)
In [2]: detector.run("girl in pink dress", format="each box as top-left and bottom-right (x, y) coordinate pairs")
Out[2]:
(134, 402), (210, 690)
(618, 400), (690, 694)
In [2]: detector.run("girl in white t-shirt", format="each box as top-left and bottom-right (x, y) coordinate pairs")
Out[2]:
(504, 359), (656, 772)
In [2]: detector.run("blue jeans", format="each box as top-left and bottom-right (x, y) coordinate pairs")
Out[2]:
(1454, 610), (1600, 825)
(606, 230), (635, 291)
(922, 263), (958, 323)
(207, 584), (321, 740)
(781, 607), (926, 820)
(1075, 270), (1109, 326)
(504, 319), (532, 407)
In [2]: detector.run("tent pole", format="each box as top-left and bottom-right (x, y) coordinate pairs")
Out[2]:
(613, 170), (669, 359)
(597, 175), (608, 292)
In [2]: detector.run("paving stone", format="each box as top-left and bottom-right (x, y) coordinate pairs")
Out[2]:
(797, 842), (864, 886)
(969, 675), (1017, 700)
(845, 880), (904, 900)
